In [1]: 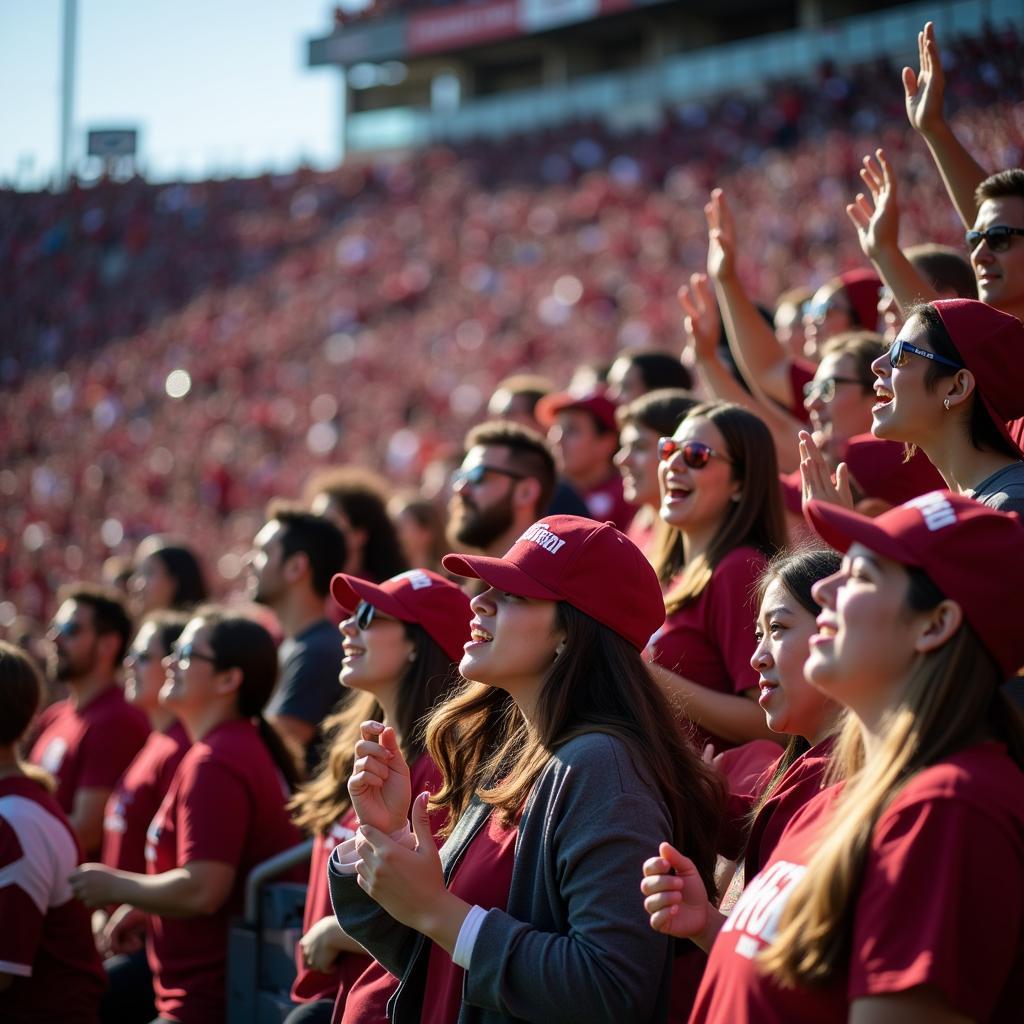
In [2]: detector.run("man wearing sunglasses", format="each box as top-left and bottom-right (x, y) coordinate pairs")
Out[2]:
(448, 421), (557, 560)
(27, 584), (149, 860)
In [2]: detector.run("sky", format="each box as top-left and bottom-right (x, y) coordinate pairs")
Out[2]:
(0, 0), (348, 189)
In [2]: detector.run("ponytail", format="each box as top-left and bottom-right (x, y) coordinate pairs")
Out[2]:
(255, 713), (303, 793)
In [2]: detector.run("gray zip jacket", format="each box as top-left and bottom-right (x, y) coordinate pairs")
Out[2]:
(328, 731), (673, 1024)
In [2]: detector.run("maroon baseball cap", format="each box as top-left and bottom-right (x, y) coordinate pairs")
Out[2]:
(839, 269), (883, 332)
(932, 299), (1024, 455)
(330, 569), (472, 664)
(535, 390), (618, 432)
(806, 491), (1024, 676)
(442, 515), (665, 651)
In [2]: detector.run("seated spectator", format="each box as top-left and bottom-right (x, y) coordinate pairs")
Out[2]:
(772, 287), (812, 361)
(387, 492), (449, 574)
(248, 502), (348, 768)
(69, 609), (302, 1024)
(486, 374), (556, 430)
(606, 348), (693, 404)
(129, 537), (209, 620)
(28, 585), (149, 859)
(0, 641), (105, 1024)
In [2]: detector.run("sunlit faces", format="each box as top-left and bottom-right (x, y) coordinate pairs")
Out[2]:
(48, 599), (99, 682)
(339, 607), (414, 694)
(803, 352), (874, 460)
(751, 579), (834, 739)
(615, 422), (662, 507)
(803, 281), (853, 358)
(247, 520), (288, 606)
(160, 619), (225, 718)
(460, 588), (565, 704)
(657, 417), (739, 534)
(971, 196), (1024, 315)
(129, 554), (175, 617)
(548, 410), (616, 483)
(124, 621), (167, 711)
(606, 358), (647, 405)
(448, 444), (520, 549)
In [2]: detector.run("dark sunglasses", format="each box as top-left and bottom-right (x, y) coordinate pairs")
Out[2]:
(888, 338), (962, 371)
(170, 642), (219, 670)
(657, 438), (731, 468)
(451, 464), (526, 489)
(802, 376), (865, 403)
(50, 620), (85, 638)
(354, 600), (399, 631)
(965, 225), (1024, 253)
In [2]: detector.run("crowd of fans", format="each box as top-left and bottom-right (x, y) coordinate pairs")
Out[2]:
(2, 16), (1024, 1024)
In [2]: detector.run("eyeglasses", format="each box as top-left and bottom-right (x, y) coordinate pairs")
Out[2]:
(354, 601), (399, 631)
(965, 225), (1024, 253)
(806, 300), (850, 326)
(802, 376), (866, 403)
(888, 338), (962, 371)
(451, 464), (527, 489)
(50, 620), (85, 639)
(170, 643), (219, 670)
(657, 438), (732, 468)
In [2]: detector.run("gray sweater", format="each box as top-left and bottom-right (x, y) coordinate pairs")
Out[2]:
(328, 732), (674, 1024)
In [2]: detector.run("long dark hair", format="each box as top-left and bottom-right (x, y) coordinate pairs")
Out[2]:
(137, 537), (209, 610)
(0, 640), (54, 790)
(290, 623), (457, 835)
(427, 604), (724, 899)
(198, 608), (302, 792)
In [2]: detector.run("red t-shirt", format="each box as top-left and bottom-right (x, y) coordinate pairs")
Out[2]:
(647, 546), (767, 752)
(145, 718), (302, 1024)
(786, 359), (814, 423)
(102, 720), (190, 874)
(335, 755), (447, 1024)
(0, 776), (105, 1024)
(421, 810), (518, 1024)
(28, 686), (150, 856)
(692, 741), (1024, 1023)
(581, 472), (635, 532)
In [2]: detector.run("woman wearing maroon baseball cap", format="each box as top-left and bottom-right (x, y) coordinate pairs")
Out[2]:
(286, 569), (470, 1024)
(327, 515), (722, 1024)
(649, 492), (1024, 1023)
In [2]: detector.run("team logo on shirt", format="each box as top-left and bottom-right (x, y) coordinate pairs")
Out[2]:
(720, 859), (807, 959)
(144, 812), (164, 863)
(325, 820), (357, 853)
(518, 522), (566, 554)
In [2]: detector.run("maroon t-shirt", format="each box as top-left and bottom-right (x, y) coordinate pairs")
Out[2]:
(692, 742), (1024, 1023)
(102, 720), (190, 874)
(786, 359), (815, 423)
(145, 718), (302, 1024)
(28, 686), (150, 856)
(580, 472), (635, 532)
(647, 546), (767, 752)
(0, 776), (105, 1024)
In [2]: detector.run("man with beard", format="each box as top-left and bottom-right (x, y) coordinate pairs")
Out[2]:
(448, 422), (557, 562)
(28, 584), (149, 859)
(248, 501), (348, 769)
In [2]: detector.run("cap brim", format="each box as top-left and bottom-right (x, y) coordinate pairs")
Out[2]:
(804, 500), (921, 568)
(329, 573), (412, 622)
(441, 553), (563, 600)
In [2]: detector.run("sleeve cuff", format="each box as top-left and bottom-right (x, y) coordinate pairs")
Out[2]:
(328, 825), (416, 876)
(452, 904), (487, 970)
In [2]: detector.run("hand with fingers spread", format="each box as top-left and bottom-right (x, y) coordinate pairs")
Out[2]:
(678, 272), (722, 366)
(348, 721), (412, 834)
(641, 842), (713, 941)
(705, 188), (738, 283)
(846, 149), (901, 261)
(799, 430), (853, 511)
(903, 21), (946, 138)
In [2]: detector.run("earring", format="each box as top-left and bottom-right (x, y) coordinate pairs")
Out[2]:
(943, 398), (951, 410)
(408, 650), (416, 663)
(730, 493), (742, 503)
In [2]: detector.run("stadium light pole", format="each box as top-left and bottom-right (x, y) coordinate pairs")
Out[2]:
(59, 0), (79, 189)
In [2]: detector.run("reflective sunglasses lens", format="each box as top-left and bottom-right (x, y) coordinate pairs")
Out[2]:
(682, 443), (713, 469)
(657, 438), (678, 462)
(889, 341), (906, 368)
(356, 602), (375, 630)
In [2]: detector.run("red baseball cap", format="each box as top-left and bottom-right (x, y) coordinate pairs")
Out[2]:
(535, 390), (618, 432)
(442, 515), (665, 651)
(806, 491), (1024, 676)
(330, 569), (472, 664)
(839, 269), (883, 332)
(932, 299), (1024, 455)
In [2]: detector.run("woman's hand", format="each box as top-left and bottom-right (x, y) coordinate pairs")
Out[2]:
(799, 431), (853, 510)
(641, 842), (711, 939)
(69, 863), (125, 909)
(299, 915), (347, 974)
(678, 272), (722, 366)
(102, 904), (146, 957)
(348, 721), (412, 835)
(846, 149), (901, 261)
(705, 189), (738, 283)
(903, 21), (946, 138)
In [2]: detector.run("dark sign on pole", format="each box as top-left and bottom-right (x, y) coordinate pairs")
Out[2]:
(87, 129), (138, 158)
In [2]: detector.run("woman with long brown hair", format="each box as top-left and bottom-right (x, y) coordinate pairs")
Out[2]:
(645, 492), (1024, 1022)
(328, 515), (722, 1024)
(286, 569), (469, 1024)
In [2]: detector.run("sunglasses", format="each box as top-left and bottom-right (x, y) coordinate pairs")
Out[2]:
(354, 600), (399, 631)
(806, 300), (851, 325)
(803, 376), (865, 403)
(965, 225), (1024, 253)
(50, 620), (85, 638)
(170, 642), (219, 670)
(888, 338), (962, 371)
(451, 464), (526, 489)
(657, 438), (732, 468)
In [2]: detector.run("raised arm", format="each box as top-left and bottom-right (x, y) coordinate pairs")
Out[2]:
(904, 21), (988, 228)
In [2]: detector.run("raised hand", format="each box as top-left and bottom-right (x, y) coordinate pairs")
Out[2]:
(641, 842), (711, 939)
(348, 721), (412, 835)
(799, 430), (853, 511)
(705, 188), (738, 282)
(845, 149), (900, 261)
(678, 272), (722, 365)
(903, 21), (946, 137)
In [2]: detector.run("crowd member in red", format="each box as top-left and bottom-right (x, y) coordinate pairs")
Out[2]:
(647, 492), (1024, 1023)
(328, 515), (722, 1024)
(306, 467), (409, 584)
(128, 538), (209, 620)
(535, 391), (635, 529)
(646, 402), (786, 752)
(286, 569), (468, 1024)
(28, 584), (149, 859)
(613, 388), (696, 577)
(96, 612), (190, 1024)
(0, 641), (105, 1024)
(69, 608), (303, 1024)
